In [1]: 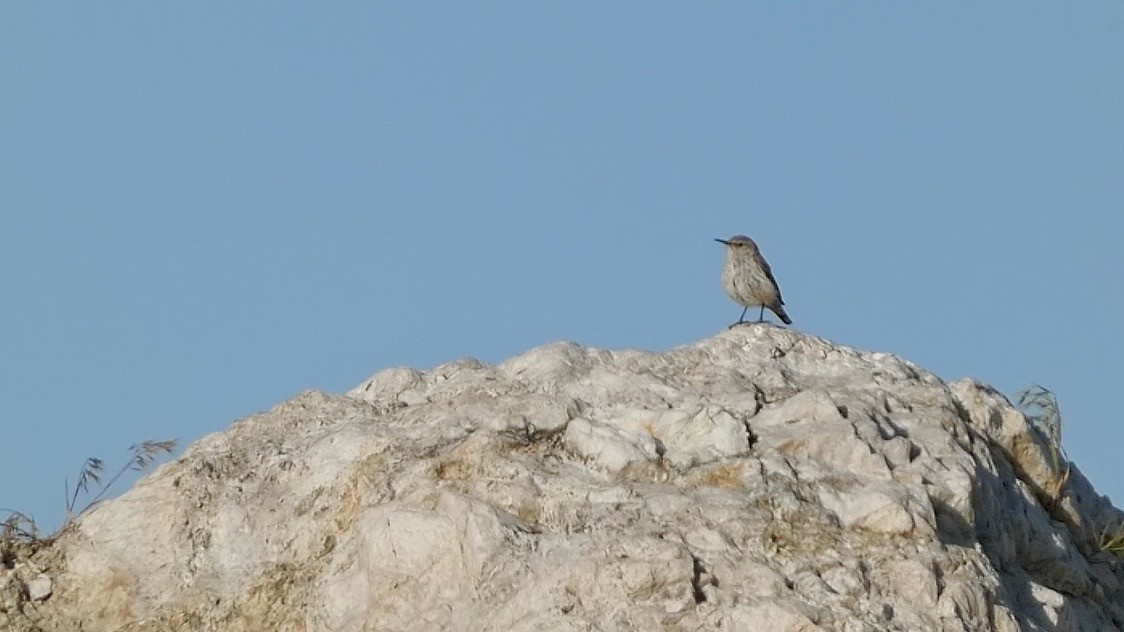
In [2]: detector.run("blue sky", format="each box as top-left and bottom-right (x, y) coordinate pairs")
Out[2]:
(2, 4), (1122, 531)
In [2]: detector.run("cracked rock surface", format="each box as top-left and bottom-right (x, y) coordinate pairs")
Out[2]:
(12, 327), (1124, 631)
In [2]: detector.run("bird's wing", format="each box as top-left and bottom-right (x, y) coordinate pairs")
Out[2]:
(756, 252), (785, 305)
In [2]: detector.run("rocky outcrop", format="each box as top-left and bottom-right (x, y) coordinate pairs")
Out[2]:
(5, 327), (1123, 631)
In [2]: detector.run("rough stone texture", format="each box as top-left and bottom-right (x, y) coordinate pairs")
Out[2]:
(25, 576), (51, 602)
(8, 327), (1124, 631)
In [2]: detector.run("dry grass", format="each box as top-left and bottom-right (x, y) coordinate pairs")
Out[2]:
(1100, 523), (1124, 556)
(65, 440), (177, 522)
(1, 439), (177, 545)
(1, 508), (39, 542)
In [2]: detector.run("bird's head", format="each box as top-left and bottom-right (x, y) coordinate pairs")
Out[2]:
(715, 234), (758, 254)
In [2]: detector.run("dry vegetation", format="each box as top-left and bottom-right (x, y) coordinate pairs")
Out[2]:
(1, 439), (176, 546)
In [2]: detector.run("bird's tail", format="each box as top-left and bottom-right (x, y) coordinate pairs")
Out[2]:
(772, 305), (793, 325)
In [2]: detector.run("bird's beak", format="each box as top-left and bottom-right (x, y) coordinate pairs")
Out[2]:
(715, 238), (729, 245)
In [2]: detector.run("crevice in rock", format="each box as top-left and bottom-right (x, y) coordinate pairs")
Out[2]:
(744, 422), (758, 451)
(751, 381), (774, 406)
(751, 384), (767, 413)
(690, 554), (709, 604)
(878, 415), (908, 439)
(932, 560), (946, 599)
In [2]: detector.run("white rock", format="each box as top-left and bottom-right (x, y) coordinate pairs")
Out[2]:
(26, 574), (51, 601)
(819, 481), (934, 535)
(721, 601), (826, 631)
(11, 327), (1122, 632)
(821, 564), (865, 596)
(872, 558), (937, 606)
(881, 436), (913, 467)
(562, 416), (658, 472)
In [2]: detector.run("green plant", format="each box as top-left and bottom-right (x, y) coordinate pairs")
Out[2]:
(1015, 385), (1070, 503)
(1016, 386), (1064, 454)
(1099, 523), (1124, 556)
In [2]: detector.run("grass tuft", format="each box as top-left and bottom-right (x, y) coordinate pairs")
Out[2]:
(2, 439), (177, 545)
(0, 508), (40, 543)
(1015, 385), (1071, 505)
(64, 440), (178, 523)
(1099, 523), (1124, 556)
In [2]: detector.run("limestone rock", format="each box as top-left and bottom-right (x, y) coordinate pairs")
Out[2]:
(25, 576), (50, 601)
(9, 327), (1124, 631)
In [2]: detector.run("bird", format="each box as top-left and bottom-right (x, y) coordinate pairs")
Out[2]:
(715, 234), (792, 327)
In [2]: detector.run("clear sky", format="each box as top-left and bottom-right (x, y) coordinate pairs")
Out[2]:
(3, 4), (1122, 532)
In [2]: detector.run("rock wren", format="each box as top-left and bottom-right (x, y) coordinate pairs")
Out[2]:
(716, 234), (792, 326)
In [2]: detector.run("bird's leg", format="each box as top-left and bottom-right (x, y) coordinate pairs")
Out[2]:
(729, 306), (750, 329)
(758, 306), (765, 322)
